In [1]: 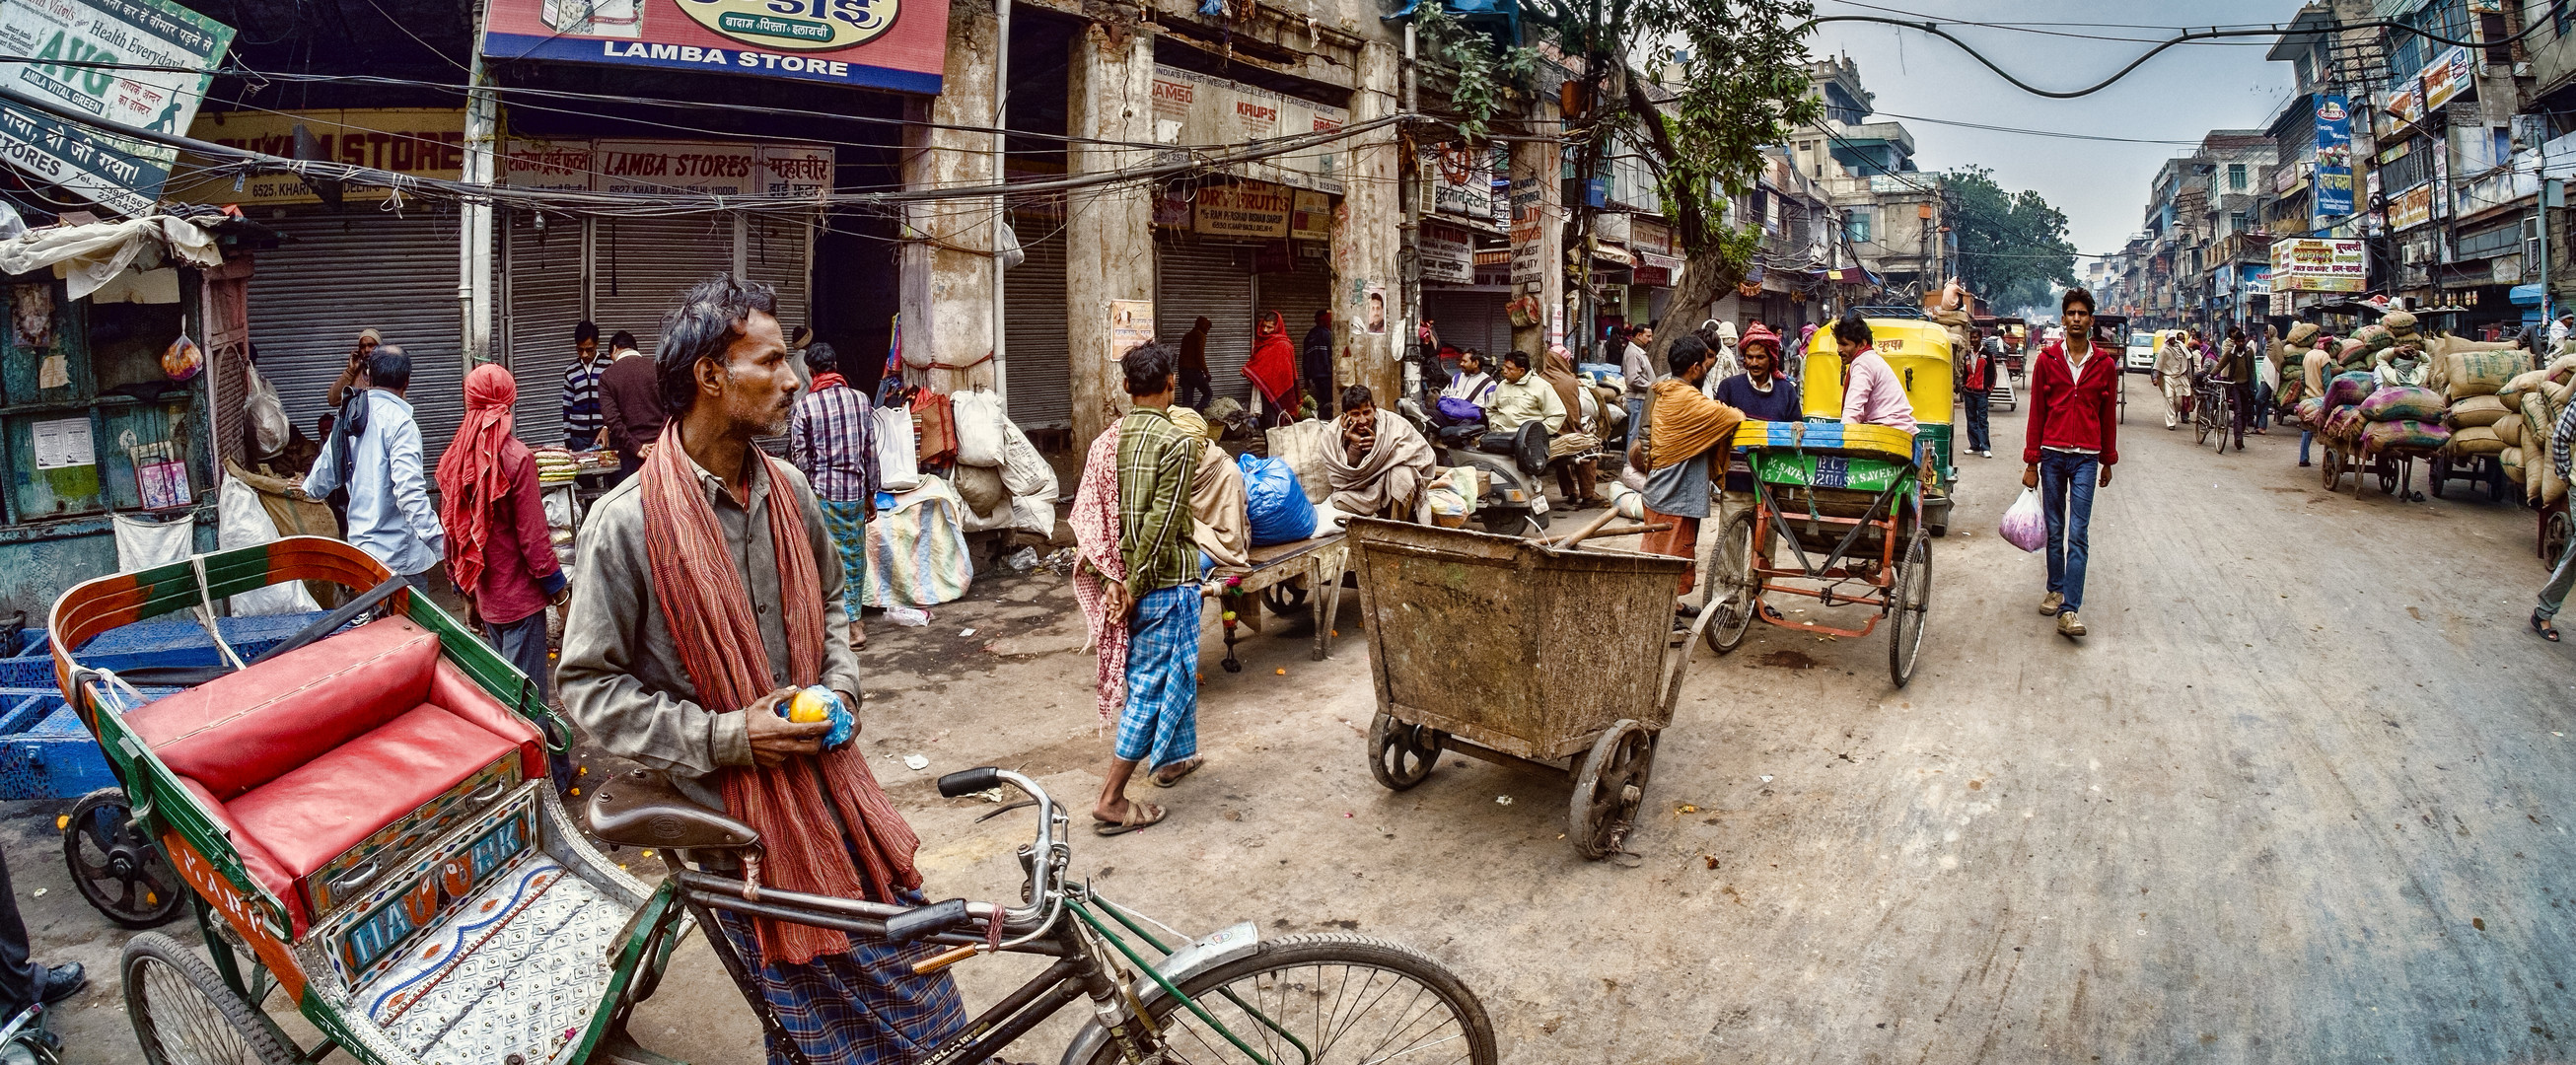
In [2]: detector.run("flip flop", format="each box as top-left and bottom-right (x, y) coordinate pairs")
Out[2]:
(1094, 802), (1167, 835)
(1150, 756), (1204, 788)
(2535, 610), (2561, 643)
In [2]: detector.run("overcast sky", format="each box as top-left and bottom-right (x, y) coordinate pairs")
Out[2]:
(1808, 0), (2306, 259)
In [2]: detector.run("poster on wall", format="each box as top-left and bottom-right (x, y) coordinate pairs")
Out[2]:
(1363, 283), (1387, 334)
(1289, 190), (1332, 242)
(0, 0), (234, 216)
(1109, 300), (1153, 358)
(481, 0), (950, 96)
(1510, 215), (1544, 288)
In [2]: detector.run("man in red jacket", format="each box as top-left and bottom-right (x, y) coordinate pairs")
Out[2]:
(2021, 288), (2117, 639)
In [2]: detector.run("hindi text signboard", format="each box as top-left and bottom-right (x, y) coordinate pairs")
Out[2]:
(2269, 238), (2367, 293)
(482, 0), (949, 96)
(0, 0), (233, 216)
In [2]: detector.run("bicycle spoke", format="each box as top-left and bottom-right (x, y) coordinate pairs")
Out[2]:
(1154, 960), (1475, 1065)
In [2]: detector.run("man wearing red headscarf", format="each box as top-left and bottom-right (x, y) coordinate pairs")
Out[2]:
(437, 363), (569, 703)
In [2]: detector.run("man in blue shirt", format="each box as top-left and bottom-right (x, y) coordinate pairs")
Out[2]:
(305, 346), (446, 587)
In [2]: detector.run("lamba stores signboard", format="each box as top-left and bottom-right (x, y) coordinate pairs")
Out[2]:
(482, 0), (948, 95)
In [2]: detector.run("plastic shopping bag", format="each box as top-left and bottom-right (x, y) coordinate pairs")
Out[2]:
(1999, 487), (2046, 553)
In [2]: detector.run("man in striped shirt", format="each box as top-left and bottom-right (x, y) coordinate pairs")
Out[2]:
(1092, 341), (1202, 836)
(788, 341), (880, 649)
(2532, 398), (2576, 642)
(561, 320), (606, 449)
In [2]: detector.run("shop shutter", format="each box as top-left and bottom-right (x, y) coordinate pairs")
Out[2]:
(1004, 227), (1071, 428)
(248, 208), (467, 460)
(1256, 254), (1332, 385)
(504, 209), (589, 448)
(1156, 241), (1256, 402)
(592, 216), (738, 360)
(1422, 288), (1509, 361)
(745, 213), (814, 341)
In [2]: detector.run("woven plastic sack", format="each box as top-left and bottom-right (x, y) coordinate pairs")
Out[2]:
(2522, 390), (2557, 458)
(2324, 406), (2369, 443)
(2503, 446), (2527, 485)
(2358, 385), (2444, 422)
(996, 420), (1056, 499)
(2360, 419), (2449, 452)
(2445, 350), (2524, 399)
(1240, 453), (1319, 545)
(2447, 393), (2512, 428)
(2293, 396), (2325, 426)
(1998, 486), (2045, 553)
(2354, 323), (2394, 352)
(2325, 371), (2376, 409)
(1263, 418), (1335, 505)
(951, 390), (1008, 467)
(2496, 413), (2526, 449)
(2448, 426), (2507, 456)
(246, 362), (289, 458)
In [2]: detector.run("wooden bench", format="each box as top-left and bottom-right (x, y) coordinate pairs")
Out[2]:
(1204, 532), (1349, 661)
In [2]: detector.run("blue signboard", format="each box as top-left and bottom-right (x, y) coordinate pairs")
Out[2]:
(2315, 95), (2355, 219)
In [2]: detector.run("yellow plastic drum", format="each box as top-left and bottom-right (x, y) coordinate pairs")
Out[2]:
(1801, 318), (1957, 427)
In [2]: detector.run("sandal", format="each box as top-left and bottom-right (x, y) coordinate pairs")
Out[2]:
(2535, 610), (2561, 643)
(1150, 756), (1204, 788)
(1094, 801), (1168, 835)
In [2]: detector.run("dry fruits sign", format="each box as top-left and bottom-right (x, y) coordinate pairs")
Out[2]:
(482, 0), (947, 95)
(1192, 180), (1293, 239)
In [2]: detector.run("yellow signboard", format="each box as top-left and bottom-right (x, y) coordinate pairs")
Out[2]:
(171, 108), (466, 206)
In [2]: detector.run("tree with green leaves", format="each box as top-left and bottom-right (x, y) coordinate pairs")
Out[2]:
(1943, 166), (2078, 316)
(1415, 0), (1824, 354)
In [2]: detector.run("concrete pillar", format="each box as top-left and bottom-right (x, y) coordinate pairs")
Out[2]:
(899, 1), (1003, 394)
(1509, 118), (1563, 361)
(1065, 23), (1157, 448)
(1331, 40), (1403, 404)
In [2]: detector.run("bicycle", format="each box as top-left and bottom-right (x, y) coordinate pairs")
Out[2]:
(626, 765), (1502, 1065)
(2193, 377), (2237, 454)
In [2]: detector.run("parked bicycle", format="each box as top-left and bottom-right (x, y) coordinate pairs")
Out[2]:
(2193, 376), (2237, 454)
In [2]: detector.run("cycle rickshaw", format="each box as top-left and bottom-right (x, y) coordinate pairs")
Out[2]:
(52, 536), (1493, 1065)
(1698, 419), (1934, 688)
(1800, 313), (1958, 536)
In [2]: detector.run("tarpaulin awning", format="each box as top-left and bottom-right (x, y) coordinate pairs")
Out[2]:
(0, 216), (222, 299)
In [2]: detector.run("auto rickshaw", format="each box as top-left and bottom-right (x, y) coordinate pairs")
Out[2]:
(1802, 313), (1957, 535)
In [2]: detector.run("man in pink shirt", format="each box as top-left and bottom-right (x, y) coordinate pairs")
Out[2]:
(1834, 312), (1917, 434)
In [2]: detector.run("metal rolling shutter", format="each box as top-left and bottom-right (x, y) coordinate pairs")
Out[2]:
(745, 213), (813, 340)
(248, 209), (467, 459)
(1004, 229), (1070, 428)
(504, 210), (588, 447)
(1256, 255), (1332, 383)
(593, 216), (737, 359)
(1156, 242), (1256, 402)
(1422, 288), (1508, 360)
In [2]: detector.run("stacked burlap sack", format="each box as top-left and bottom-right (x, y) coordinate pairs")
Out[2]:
(2352, 383), (2451, 453)
(2497, 356), (2576, 506)
(2441, 349), (2534, 461)
(2317, 370), (2377, 446)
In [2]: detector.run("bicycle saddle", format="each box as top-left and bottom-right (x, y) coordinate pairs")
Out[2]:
(588, 769), (760, 850)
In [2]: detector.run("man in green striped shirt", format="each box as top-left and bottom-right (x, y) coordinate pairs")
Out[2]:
(1094, 342), (1206, 835)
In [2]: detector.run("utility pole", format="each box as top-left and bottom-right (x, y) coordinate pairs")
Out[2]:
(460, 1), (497, 367)
(1399, 22), (1421, 402)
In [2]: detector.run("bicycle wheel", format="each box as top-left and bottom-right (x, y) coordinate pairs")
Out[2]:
(1703, 510), (1761, 655)
(123, 933), (297, 1065)
(1086, 934), (1497, 1065)
(1887, 532), (1930, 688)
(2193, 391), (2214, 446)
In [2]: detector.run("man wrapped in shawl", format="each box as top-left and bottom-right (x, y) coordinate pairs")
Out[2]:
(1324, 385), (1436, 520)
(1242, 310), (1301, 425)
(558, 275), (966, 1065)
(1541, 345), (1608, 509)
(435, 364), (569, 705)
(1631, 334), (1745, 599)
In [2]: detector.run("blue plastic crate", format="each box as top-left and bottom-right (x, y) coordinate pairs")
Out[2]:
(0, 610), (332, 688)
(0, 705), (118, 799)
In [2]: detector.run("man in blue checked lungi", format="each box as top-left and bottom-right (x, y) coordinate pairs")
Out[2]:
(1091, 341), (1205, 836)
(787, 340), (881, 651)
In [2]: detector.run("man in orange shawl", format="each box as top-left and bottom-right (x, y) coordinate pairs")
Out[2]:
(1630, 334), (1745, 600)
(434, 363), (568, 708)
(557, 275), (966, 1064)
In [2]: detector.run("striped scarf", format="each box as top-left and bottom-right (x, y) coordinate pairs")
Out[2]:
(640, 422), (923, 966)
(1069, 418), (1129, 723)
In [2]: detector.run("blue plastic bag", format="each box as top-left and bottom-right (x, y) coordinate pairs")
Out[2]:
(1240, 453), (1319, 545)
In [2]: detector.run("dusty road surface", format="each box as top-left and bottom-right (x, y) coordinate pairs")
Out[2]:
(14, 381), (2576, 1064)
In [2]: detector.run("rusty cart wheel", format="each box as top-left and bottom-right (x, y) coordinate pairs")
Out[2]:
(1567, 720), (1655, 860)
(1703, 510), (1761, 655)
(1887, 532), (1930, 688)
(63, 788), (184, 929)
(1262, 581), (1309, 618)
(2546, 509), (2571, 565)
(1367, 713), (1444, 791)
